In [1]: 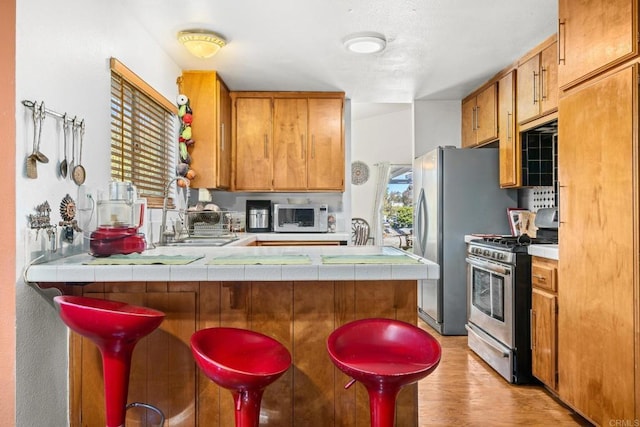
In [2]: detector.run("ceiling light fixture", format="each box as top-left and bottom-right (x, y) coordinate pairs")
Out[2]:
(177, 29), (227, 59)
(343, 32), (387, 54)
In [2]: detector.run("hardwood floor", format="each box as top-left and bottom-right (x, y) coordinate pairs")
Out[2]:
(416, 320), (592, 426)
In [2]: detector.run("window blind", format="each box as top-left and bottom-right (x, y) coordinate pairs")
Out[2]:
(110, 59), (176, 207)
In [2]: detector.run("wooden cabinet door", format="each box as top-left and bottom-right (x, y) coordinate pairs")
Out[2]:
(273, 98), (308, 190)
(558, 0), (638, 88)
(532, 288), (557, 391)
(235, 97), (273, 191)
(307, 98), (344, 190)
(558, 65), (636, 424)
(498, 71), (519, 187)
(461, 97), (476, 147)
(475, 83), (498, 144)
(539, 42), (558, 116)
(517, 54), (540, 124)
(181, 71), (231, 189)
(218, 79), (232, 188)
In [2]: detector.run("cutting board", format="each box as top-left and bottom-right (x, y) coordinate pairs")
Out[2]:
(85, 254), (204, 265)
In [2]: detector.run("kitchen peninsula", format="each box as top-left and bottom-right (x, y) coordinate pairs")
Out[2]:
(27, 244), (438, 427)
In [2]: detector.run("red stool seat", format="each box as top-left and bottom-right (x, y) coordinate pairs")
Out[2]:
(327, 318), (441, 427)
(190, 327), (291, 427)
(54, 295), (165, 427)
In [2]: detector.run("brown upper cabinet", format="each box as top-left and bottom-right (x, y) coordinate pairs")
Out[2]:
(558, 0), (639, 89)
(461, 83), (498, 148)
(232, 92), (344, 192)
(178, 71), (232, 189)
(498, 70), (520, 188)
(234, 96), (274, 191)
(517, 36), (558, 125)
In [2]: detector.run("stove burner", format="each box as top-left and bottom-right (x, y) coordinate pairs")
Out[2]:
(479, 235), (557, 248)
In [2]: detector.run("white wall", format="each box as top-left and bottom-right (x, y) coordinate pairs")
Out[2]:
(413, 100), (461, 157)
(351, 105), (413, 232)
(15, 0), (181, 424)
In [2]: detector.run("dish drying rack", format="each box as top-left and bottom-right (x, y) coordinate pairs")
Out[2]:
(183, 210), (243, 238)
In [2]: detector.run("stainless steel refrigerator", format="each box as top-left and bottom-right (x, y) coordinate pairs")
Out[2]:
(413, 146), (517, 335)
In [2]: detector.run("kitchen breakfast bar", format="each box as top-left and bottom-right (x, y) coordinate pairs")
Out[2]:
(25, 244), (438, 427)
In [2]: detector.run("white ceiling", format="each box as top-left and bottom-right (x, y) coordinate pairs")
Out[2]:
(126, 0), (558, 105)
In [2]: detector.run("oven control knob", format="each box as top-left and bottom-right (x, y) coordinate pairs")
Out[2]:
(492, 251), (498, 258)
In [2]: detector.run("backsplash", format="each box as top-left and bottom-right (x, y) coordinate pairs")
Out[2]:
(521, 128), (556, 187)
(519, 119), (558, 211)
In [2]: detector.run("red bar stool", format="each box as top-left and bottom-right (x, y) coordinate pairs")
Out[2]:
(327, 318), (441, 427)
(190, 327), (292, 427)
(53, 295), (165, 427)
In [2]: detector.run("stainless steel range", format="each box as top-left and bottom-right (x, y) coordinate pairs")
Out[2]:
(465, 225), (557, 384)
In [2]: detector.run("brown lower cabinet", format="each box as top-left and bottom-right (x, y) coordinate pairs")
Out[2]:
(531, 256), (557, 392)
(68, 280), (418, 426)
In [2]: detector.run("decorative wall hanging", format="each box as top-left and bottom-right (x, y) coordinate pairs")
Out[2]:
(351, 161), (370, 185)
(59, 194), (82, 243)
(175, 94), (196, 187)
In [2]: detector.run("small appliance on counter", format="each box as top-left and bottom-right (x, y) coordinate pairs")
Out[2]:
(273, 203), (328, 233)
(246, 200), (271, 232)
(90, 181), (146, 257)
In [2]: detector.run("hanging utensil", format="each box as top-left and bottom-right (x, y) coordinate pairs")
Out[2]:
(34, 101), (49, 164)
(72, 119), (86, 185)
(59, 113), (68, 178)
(68, 117), (76, 179)
(25, 103), (40, 179)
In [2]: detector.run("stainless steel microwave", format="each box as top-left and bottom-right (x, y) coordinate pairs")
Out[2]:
(273, 204), (328, 233)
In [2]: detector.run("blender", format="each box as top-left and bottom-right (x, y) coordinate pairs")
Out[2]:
(90, 181), (147, 256)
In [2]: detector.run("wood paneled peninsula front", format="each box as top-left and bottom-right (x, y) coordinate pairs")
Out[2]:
(28, 245), (437, 427)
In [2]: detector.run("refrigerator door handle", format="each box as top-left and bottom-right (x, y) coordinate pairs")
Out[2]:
(417, 188), (428, 254)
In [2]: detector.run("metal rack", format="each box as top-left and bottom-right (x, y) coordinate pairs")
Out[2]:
(185, 210), (242, 238)
(22, 100), (84, 127)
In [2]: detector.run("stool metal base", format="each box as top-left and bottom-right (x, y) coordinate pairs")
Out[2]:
(126, 402), (165, 426)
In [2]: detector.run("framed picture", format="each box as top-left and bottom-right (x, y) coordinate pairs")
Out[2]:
(507, 208), (528, 236)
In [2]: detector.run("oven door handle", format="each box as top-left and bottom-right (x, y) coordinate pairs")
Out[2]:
(465, 324), (510, 358)
(465, 257), (511, 276)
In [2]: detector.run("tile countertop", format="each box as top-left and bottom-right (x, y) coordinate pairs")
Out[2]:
(24, 245), (438, 284)
(528, 244), (559, 260)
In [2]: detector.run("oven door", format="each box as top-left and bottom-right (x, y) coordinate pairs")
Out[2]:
(466, 254), (513, 348)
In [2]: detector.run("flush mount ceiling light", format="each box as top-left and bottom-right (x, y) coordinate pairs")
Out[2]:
(343, 32), (387, 54)
(177, 29), (226, 59)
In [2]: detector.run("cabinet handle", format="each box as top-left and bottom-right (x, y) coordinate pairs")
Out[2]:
(558, 19), (566, 64)
(558, 182), (566, 225)
(264, 134), (268, 159)
(507, 112), (512, 140)
(301, 135), (305, 159)
(531, 309), (536, 350)
(475, 106), (480, 129)
(311, 135), (316, 159)
(472, 106), (476, 131)
(541, 67), (547, 101)
(532, 70), (539, 104)
(220, 123), (225, 151)
(533, 274), (547, 281)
